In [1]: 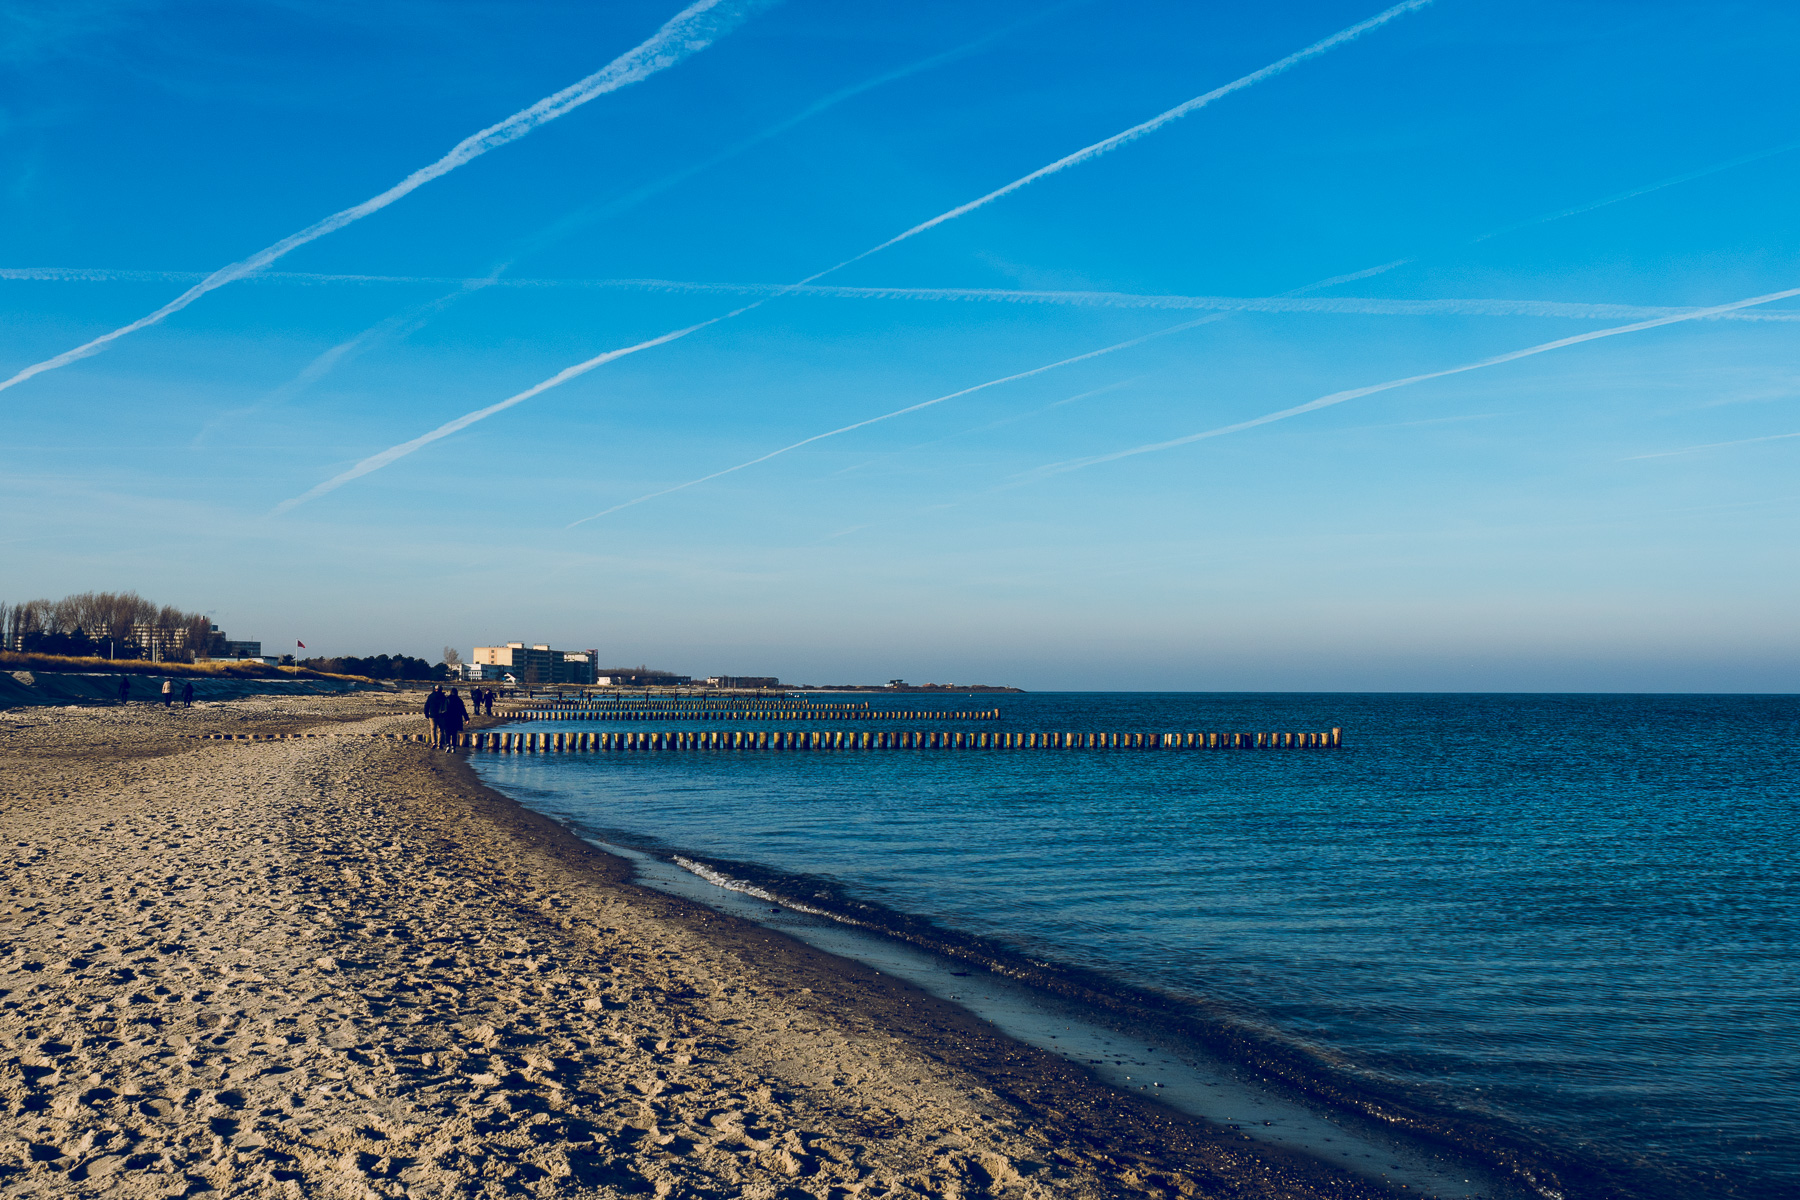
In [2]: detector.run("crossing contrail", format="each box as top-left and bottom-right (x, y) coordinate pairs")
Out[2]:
(223, 9), (1074, 446)
(1020, 283), (1800, 479)
(557, 280), (1800, 526)
(1624, 430), (1800, 460)
(13, 266), (1800, 323)
(551, 132), (1800, 527)
(565, 318), (1225, 525)
(275, 1), (1433, 511)
(500, 0), (1094, 268)
(0, 0), (768, 398)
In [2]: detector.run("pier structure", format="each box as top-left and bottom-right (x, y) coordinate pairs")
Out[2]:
(188, 728), (1343, 749)
(496, 707), (1002, 722)
(503, 699), (868, 713)
(456, 728), (1342, 751)
(515, 698), (871, 710)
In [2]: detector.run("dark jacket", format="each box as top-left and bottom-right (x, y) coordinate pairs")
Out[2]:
(441, 693), (469, 733)
(424, 690), (445, 719)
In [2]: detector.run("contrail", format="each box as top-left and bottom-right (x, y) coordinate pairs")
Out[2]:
(1284, 260), (1414, 295)
(1022, 283), (1800, 479)
(1471, 138), (1800, 243)
(269, 308), (752, 516)
(565, 319), (1226, 525)
(557, 277), (1800, 524)
(765, 287), (1798, 321)
(501, 1), (1095, 268)
(806, 0), (1434, 282)
(0, 6), (1087, 299)
(1297, 138), (1800, 292)
(277, 0), (1432, 510)
(19, 112), (1787, 301)
(230, 8), (1078, 444)
(829, 377), (1143, 477)
(13, 266), (1800, 324)
(276, 1), (1434, 511)
(192, 275), (503, 448)
(578, 136), (1800, 527)
(1624, 430), (1800, 460)
(0, 0), (767, 397)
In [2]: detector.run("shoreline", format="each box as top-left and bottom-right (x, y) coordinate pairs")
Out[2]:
(4, 693), (1404, 1198)
(574, 845), (1615, 1200)
(468, 773), (1641, 1200)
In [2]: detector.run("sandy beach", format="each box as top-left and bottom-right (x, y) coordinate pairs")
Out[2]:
(1, 694), (1388, 1199)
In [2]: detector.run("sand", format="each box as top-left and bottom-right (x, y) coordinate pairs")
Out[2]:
(0, 695), (1385, 1199)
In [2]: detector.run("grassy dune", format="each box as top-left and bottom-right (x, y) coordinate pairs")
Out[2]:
(0, 651), (373, 684)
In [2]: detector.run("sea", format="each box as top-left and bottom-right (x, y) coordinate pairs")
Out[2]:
(468, 693), (1800, 1200)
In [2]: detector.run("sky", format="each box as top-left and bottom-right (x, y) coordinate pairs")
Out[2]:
(3, 0), (1797, 691)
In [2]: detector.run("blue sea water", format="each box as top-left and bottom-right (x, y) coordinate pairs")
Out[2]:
(470, 693), (1800, 1199)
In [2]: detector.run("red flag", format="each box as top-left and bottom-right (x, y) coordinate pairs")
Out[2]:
(297, 640), (306, 649)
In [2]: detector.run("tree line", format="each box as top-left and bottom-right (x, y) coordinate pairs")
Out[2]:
(298, 653), (446, 681)
(1, 591), (211, 659)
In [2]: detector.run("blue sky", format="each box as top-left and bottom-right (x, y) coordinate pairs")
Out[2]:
(3, 0), (1796, 690)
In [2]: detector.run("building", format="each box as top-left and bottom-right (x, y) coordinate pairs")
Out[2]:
(704, 676), (780, 689)
(470, 643), (597, 686)
(129, 622), (191, 660)
(151, 622), (260, 662)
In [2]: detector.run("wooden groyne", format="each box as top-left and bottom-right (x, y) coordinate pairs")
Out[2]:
(512, 699), (869, 712)
(458, 728), (1342, 751)
(497, 707), (1002, 722)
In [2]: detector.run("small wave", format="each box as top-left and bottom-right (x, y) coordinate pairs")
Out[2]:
(671, 856), (859, 924)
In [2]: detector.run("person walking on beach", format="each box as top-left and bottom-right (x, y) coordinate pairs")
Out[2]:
(439, 687), (469, 751)
(117, 676), (130, 705)
(161, 679), (172, 708)
(181, 681), (194, 707)
(424, 686), (446, 746)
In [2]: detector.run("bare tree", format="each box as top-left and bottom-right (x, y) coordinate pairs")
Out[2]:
(186, 614), (213, 661)
(13, 600), (49, 642)
(0, 591), (210, 659)
(442, 646), (463, 666)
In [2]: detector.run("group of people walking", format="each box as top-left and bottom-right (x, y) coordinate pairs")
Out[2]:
(424, 686), (496, 749)
(117, 676), (192, 707)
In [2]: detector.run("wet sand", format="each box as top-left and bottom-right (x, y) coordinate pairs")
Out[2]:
(1, 695), (1395, 1198)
